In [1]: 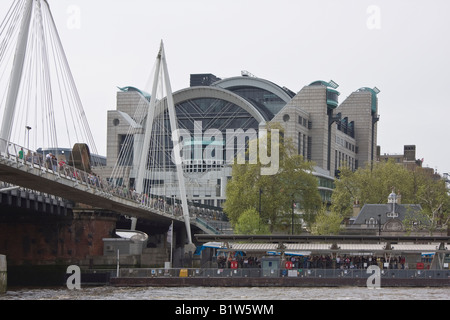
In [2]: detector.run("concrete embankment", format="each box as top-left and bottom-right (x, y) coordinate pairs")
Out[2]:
(0, 255), (6, 294)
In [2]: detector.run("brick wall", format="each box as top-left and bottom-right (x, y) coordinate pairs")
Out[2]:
(0, 209), (117, 266)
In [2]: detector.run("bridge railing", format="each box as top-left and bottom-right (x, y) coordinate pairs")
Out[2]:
(0, 139), (117, 197)
(0, 139), (227, 232)
(0, 139), (167, 209)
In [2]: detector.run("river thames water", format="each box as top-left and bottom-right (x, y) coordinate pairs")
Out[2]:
(1, 286), (449, 300)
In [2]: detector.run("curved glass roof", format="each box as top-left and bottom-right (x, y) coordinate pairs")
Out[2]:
(309, 80), (339, 89)
(212, 76), (295, 119)
(175, 97), (260, 133)
(149, 96), (261, 169)
(225, 86), (283, 120)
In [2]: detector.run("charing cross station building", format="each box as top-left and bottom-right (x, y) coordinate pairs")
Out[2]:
(105, 72), (380, 210)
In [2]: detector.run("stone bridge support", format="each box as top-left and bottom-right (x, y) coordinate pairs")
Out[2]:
(0, 205), (118, 285)
(0, 255), (6, 294)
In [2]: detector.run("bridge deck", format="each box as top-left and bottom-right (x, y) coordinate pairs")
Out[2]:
(0, 143), (217, 234)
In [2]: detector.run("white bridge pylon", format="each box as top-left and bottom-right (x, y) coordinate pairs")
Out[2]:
(0, 2), (215, 241)
(135, 41), (192, 245)
(0, 0), (100, 165)
(0, 0), (33, 151)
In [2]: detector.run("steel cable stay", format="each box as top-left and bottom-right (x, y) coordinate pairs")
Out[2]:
(0, 3), (216, 239)
(109, 81), (156, 187)
(0, 3), (21, 78)
(0, 0), (23, 61)
(11, 15), (36, 148)
(109, 61), (159, 185)
(46, 3), (98, 156)
(48, 16), (82, 168)
(109, 55), (191, 220)
(0, 2), (24, 126)
(44, 2), (100, 170)
(0, 0), (19, 39)
(39, 4), (59, 152)
(110, 57), (157, 190)
(0, 0), (106, 190)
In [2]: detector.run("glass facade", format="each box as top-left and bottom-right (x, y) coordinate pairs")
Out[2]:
(337, 117), (355, 138)
(147, 97), (260, 171)
(326, 89), (339, 108)
(226, 86), (289, 119)
(309, 80), (340, 109)
(110, 75), (379, 209)
(176, 98), (259, 131)
(317, 176), (335, 204)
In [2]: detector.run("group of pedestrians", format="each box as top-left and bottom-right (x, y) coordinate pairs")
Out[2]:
(218, 254), (408, 270)
(217, 255), (261, 269)
(287, 255), (406, 270)
(17, 147), (225, 223)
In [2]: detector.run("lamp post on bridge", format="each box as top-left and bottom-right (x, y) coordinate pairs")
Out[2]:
(26, 126), (31, 149)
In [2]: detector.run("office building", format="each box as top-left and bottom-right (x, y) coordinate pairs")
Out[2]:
(105, 73), (380, 208)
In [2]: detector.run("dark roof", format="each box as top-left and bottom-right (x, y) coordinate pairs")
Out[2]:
(195, 234), (450, 244)
(352, 203), (422, 225)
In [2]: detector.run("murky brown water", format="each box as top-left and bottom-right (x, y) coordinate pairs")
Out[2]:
(1, 286), (449, 300)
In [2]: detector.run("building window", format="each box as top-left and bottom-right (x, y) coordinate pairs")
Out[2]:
(307, 136), (312, 160)
(118, 134), (133, 166)
(303, 134), (306, 157)
(335, 150), (338, 170)
(217, 199), (226, 208)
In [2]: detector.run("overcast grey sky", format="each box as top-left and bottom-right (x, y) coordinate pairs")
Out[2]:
(1, 0), (449, 175)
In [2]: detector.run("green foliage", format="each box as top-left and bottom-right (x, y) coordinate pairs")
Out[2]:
(331, 159), (450, 232)
(328, 166), (355, 218)
(402, 206), (432, 234)
(331, 160), (415, 218)
(234, 208), (270, 234)
(311, 205), (343, 235)
(412, 170), (450, 232)
(224, 124), (322, 233)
